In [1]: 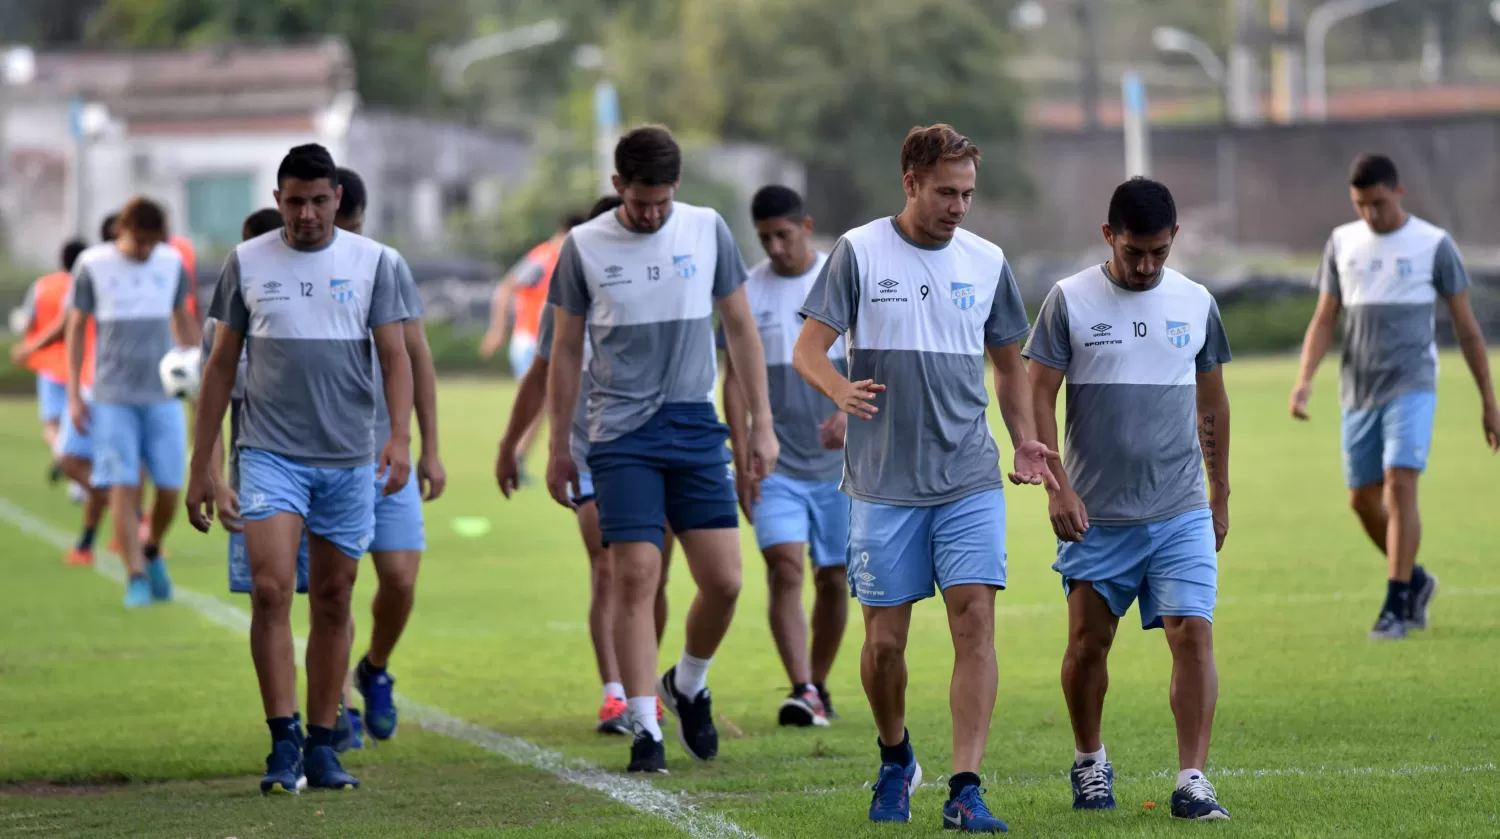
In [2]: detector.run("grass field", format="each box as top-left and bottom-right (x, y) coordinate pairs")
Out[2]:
(2, 354), (1498, 838)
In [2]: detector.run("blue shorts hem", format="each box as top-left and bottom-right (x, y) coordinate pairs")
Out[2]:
(855, 590), (935, 608)
(939, 575), (1007, 592)
(1141, 609), (1216, 631)
(601, 526), (666, 552)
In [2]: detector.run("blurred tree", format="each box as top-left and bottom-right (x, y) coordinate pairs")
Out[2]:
(1, 0), (105, 45)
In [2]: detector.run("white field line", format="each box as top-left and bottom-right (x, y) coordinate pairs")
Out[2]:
(0, 498), (757, 839)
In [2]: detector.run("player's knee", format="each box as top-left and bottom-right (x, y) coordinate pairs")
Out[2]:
(1067, 624), (1114, 666)
(1348, 485), (1383, 515)
(702, 565), (742, 606)
(250, 576), (294, 617)
(1383, 469), (1419, 504)
(764, 553), (804, 592)
(865, 631), (907, 670)
(813, 567), (844, 598)
(1163, 616), (1214, 662)
(308, 575), (354, 622)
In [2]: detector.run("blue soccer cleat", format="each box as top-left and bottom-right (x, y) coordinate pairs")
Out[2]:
(1170, 773), (1230, 821)
(943, 784), (1008, 833)
(355, 657), (398, 741)
(304, 744), (359, 790)
(1368, 610), (1407, 641)
(1071, 759), (1116, 810)
(123, 576), (153, 609)
(1407, 569), (1439, 630)
(332, 703), (364, 753)
(869, 759), (923, 823)
(260, 740), (305, 795)
(145, 557), (172, 602)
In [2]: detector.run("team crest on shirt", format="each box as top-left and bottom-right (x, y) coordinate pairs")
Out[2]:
(951, 282), (975, 311)
(673, 254), (697, 279)
(330, 278), (354, 303)
(1396, 258), (1413, 278)
(1166, 320), (1191, 348)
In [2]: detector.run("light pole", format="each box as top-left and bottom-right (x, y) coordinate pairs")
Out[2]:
(1306, 0), (1407, 121)
(434, 19), (566, 93)
(574, 45), (620, 196)
(1151, 27), (1237, 235)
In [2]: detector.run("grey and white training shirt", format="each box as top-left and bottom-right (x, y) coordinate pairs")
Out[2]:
(69, 242), (191, 405)
(535, 303), (593, 468)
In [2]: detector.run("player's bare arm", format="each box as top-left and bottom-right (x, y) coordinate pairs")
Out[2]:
(987, 342), (1060, 489)
(717, 285), (780, 479)
(720, 354), (759, 521)
(373, 321), (413, 495)
(404, 319), (446, 500)
(1028, 359), (1086, 541)
(206, 431), (242, 533)
(14, 314), (66, 364)
(497, 353), (550, 498)
(1197, 366), (1232, 551)
(793, 318), (884, 419)
(1291, 291), (1342, 420)
(171, 301), (202, 349)
(1444, 290), (1500, 451)
(545, 307), (587, 509)
(479, 274), (518, 359)
(186, 321), (245, 532)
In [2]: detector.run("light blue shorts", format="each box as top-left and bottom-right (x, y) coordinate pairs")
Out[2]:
(509, 334), (537, 378)
(1053, 507), (1218, 630)
(371, 467), (426, 553)
(572, 470), (596, 506)
(58, 397), (93, 461)
(91, 400), (186, 489)
(37, 375), (67, 424)
(847, 489), (1007, 607)
(752, 473), (848, 569)
(239, 448), (376, 561)
(229, 530), (309, 594)
(1341, 390), (1436, 489)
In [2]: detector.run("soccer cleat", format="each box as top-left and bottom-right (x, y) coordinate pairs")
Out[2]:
(868, 759), (922, 823)
(657, 667), (718, 762)
(816, 684), (839, 720)
(304, 745), (359, 790)
(626, 730), (669, 774)
(145, 557), (172, 602)
(123, 576), (153, 609)
(355, 657), (398, 741)
(1406, 570), (1439, 630)
(597, 697), (631, 735)
(777, 685), (830, 727)
(943, 785), (1008, 833)
(1170, 774), (1229, 821)
(64, 547), (93, 567)
(260, 740), (306, 795)
(1070, 759), (1116, 810)
(1368, 610), (1407, 640)
(332, 704), (364, 753)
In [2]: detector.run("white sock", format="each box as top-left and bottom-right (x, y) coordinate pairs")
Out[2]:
(628, 696), (662, 741)
(1177, 768), (1204, 789)
(1075, 746), (1106, 766)
(673, 652), (712, 698)
(603, 682), (626, 702)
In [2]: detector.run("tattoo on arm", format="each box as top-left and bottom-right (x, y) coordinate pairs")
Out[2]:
(1199, 413), (1218, 479)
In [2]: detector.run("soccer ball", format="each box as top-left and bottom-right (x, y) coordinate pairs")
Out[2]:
(159, 346), (202, 400)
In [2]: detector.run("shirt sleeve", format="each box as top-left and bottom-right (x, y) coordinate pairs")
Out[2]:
(535, 304), (555, 362)
(367, 250), (410, 328)
(986, 260), (1031, 347)
(173, 264), (191, 308)
(509, 255), (547, 290)
(200, 318), (217, 358)
(546, 236), (591, 316)
(1432, 236), (1472, 299)
(388, 249), (426, 318)
(1196, 296), (1234, 373)
(799, 237), (858, 334)
(70, 264), (96, 315)
(1021, 285), (1071, 370)
(712, 214), (750, 299)
(1316, 235), (1340, 296)
(208, 252), (250, 332)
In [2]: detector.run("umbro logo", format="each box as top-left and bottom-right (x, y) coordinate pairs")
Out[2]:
(1091, 323), (1111, 333)
(264, 281), (282, 292)
(605, 265), (623, 279)
(878, 279), (899, 291)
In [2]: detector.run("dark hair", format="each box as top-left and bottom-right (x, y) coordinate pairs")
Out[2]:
(750, 185), (805, 222)
(118, 196), (168, 236)
(60, 238), (88, 272)
(1349, 153), (1399, 190)
(242, 208), (285, 241)
(614, 125), (681, 187)
(586, 195), (624, 220)
(900, 124), (981, 177)
(1107, 177), (1177, 236)
(559, 211), (588, 230)
(336, 167), (367, 219)
(100, 212), (120, 242)
(277, 143), (339, 189)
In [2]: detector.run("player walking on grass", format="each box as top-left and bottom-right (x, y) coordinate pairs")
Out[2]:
(186, 144), (413, 794)
(1290, 154), (1498, 641)
(795, 124), (1056, 833)
(722, 185), (847, 728)
(546, 126), (777, 774)
(498, 194), (675, 736)
(332, 167), (447, 745)
(14, 238), (88, 482)
(1025, 178), (1234, 821)
(66, 197), (200, 608)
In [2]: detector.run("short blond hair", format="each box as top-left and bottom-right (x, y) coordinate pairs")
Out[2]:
(900, 124), (981, 177)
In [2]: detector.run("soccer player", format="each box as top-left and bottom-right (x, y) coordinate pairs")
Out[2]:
(100, 213), (120, 244)
(546, 126), (777, 773)
(1290, 154), (1498, 640)
(497, 194), (675, 735)
(794, 124), (1056, 832)
(13, 238), (88, 478)
(721, 185), (847, 727)
(185, 144), (413, 794)
(65, 196), (200, 608)
(333, 166), (447, 743)
(1025, 178), (1234, 821)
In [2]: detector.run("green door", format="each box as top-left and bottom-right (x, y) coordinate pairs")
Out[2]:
(185, 173), (256, 251)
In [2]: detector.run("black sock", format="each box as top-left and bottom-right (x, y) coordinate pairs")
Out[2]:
(878, 730), (912, 766)
(360, 656), (385, 677)
(1410, 565), (1429, 592)
(77, 527), (96, 550)
(143, 544), (160, 562)
(267, 716), (299, 744)
(306, 725), (336, 750)
(1384, 579), (1411, 615)
(949, 772), (982, 800)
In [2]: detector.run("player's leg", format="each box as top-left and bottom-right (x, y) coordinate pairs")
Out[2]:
(752, 474), (822, 725)
(656, 526), (674, 645)
(931, 489), (1010, 833)
(357, 468), (426, 741)
(509, 337), (542, 470)
(57, 414), (105, 567)
(38, 375), (66, 480)
(807, 479), (849, 720)
(576, 483), (629, 735)
(91, 403), (151, 605)
(1378, 391), (1439, 635)
(140, 399), (186, 600)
